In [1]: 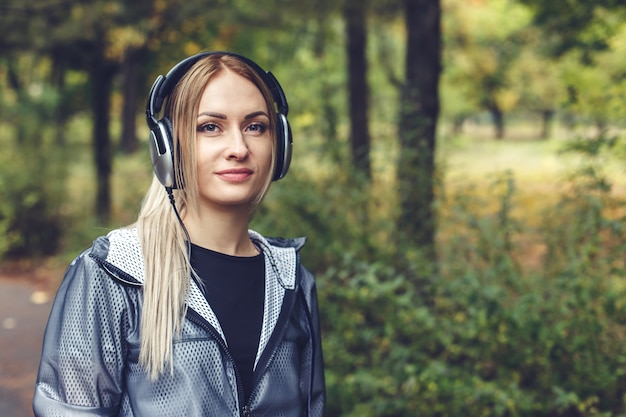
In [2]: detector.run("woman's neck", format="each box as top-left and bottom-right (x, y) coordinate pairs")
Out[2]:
(183, 207), (258, 257)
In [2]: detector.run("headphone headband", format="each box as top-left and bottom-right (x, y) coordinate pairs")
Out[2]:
(147, 51), (289, 121)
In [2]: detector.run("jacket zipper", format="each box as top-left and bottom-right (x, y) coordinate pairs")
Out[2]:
(246, 261), (302, 405)
(186, 310), (248, 416)
(188, 290), (301, 417)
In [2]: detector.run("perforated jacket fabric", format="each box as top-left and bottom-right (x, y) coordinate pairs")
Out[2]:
(33, 228), (325, 417)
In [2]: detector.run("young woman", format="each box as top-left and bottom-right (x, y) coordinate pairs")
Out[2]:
(33, 51), (325, 417)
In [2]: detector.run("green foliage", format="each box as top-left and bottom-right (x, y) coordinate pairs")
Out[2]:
(557, 27), (626, 129)
(520, 0), (626, 56)
(252, 97), (626, 416)
(262, 135), (626, 416)
(0, 93), (67, 257)
(442, 0), (534, 126)
(546, 132), (626, 280)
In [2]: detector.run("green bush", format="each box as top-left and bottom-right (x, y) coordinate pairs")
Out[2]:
(259, 134), (626, 416)
(0, 88), (69, 259)
(316, 174), (626, 416)
(0, 141), (68, 258)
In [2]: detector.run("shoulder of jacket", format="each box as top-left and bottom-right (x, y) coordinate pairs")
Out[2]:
(254, 233), (308, 251)
(249, 230), (309, 290)
(87, 227), (144, 287)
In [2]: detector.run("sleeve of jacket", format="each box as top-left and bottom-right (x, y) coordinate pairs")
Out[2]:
(299, 265), (326, 417)
(33, 248), (130, 416)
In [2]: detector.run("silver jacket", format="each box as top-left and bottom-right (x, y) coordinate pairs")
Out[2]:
(33, 228), (325, 417)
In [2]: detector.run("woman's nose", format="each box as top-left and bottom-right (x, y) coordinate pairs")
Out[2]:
(226, 129), (249, 160)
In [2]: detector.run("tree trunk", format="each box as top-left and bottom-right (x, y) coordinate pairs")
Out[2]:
(6, 59), (27, 144)
(89, 42), (116, 223)
(540, 109), (554, 139)
(397, 0), (441, 262)
(344, 0), (371, 179)
(452, 115), (465, 135)
(120, 47), (142, 154)
(488, 103), (505, 139)
(314, 9), (341, 164)
(51, 56), (68, 146)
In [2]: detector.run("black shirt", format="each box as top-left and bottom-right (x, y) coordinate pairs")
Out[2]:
(190, 243), (265, 404)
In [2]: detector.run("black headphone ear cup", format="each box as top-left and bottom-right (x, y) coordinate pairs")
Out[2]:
(273, 113), (292, 181)
(149, 117), (177, 188)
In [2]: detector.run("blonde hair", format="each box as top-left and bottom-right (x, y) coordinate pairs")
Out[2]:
(136, 53), (278, 379)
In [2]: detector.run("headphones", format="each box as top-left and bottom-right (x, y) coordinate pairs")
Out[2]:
(145, 51), (293, 189)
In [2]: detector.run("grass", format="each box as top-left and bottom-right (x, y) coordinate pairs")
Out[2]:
(434, 124), (626, 275)
(441, 125), (625, 206)
(442, 123), (625, 178)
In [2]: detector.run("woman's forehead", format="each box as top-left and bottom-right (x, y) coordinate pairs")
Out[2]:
(197, 71), (268, 114)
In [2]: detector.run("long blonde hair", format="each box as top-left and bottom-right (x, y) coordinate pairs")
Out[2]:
(136, 53), (278, 379)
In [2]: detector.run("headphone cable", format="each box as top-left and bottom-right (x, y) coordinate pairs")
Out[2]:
(166, 187), (191, 260)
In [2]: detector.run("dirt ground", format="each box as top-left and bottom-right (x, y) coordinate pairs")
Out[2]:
(0, 263), (64, 417)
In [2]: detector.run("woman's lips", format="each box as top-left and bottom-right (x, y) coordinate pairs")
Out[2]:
(216, 168), (253, 182)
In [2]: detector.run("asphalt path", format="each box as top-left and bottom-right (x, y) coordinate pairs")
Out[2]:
(0, 278), (54, 417)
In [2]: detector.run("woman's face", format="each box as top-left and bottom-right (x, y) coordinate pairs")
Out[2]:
(194, 69), (273, 212)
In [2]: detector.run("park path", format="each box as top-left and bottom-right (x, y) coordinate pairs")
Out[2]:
(0, 275), (55, 417)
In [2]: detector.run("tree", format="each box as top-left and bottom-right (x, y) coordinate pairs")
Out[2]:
(518, 0), (626, 134)
(0, 0), (136, 221)
(89, 35), (118, 222)
(442, 0), (532, 139)
(396, 0), (441, 264)
(119, 46), (145, 154)
(508, 44), (564, 139)
(343, 0), (372, 179)
(1, 0), (239, 222)
(519, 0), (626, 57)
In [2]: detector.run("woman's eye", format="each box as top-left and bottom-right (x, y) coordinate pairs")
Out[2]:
(247, 122), (268, 134)
(197, 123), (219, 133)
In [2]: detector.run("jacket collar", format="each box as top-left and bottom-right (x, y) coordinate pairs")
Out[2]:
(98, 227), (301, 290)
(93, 227), (303, 365)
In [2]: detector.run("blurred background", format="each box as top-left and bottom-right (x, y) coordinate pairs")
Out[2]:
(1, 0), (626, 415)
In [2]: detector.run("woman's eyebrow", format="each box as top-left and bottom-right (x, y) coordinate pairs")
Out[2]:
(196, 111), (269, 120)
(197, 111), (227, 119)
(245, 111), (270, 120)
